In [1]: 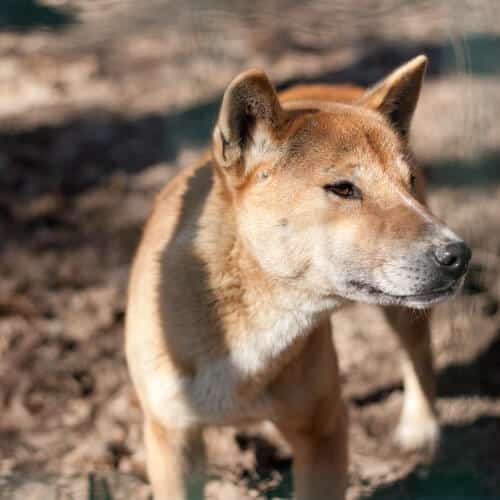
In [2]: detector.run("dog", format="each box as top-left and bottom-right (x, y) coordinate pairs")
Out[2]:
(125, 55), (471, 500)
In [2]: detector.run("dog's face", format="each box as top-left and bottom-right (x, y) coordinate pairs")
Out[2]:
(213, 57), (470, 308)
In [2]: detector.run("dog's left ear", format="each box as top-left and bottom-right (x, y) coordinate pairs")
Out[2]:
(358, 55), (427, 139)
(212, 69), (283, 174)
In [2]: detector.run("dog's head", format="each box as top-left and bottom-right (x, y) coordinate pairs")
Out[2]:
(212, 56), (471, 308)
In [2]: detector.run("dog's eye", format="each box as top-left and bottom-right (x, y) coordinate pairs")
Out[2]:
(323, 181), (361, 200)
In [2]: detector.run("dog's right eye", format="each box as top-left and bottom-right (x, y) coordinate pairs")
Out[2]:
(323, 181), (361, 200)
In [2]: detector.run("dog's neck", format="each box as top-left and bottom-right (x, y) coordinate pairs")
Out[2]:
(186, 164), (338, 390)
(196, 165), (335, 328)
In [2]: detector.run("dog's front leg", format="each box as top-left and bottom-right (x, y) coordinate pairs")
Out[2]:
(383, 306), (439, 453)
(277, 397), (348, 500)
(144, 418), (205, 500)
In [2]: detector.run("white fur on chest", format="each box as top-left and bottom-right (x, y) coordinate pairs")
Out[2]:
(230, 308), (316, 376)
(147, 303), (334, 428)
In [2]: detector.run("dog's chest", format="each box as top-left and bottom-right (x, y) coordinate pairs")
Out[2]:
(148, 308), (323, 427)
(229, 309), (317, 377)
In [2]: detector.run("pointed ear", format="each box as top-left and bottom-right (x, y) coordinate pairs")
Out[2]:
(212, 69), (283, 171)
(358, 55), (427, 139)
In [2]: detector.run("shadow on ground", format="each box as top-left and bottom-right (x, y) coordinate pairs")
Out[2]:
(438, 333), (500, 398)
(367, 415), (500, 500)
(359, 331), (500, 499)
(0, 0), (73, 32)
(423, 152), (500, 188)
(2, 35), (500, 208)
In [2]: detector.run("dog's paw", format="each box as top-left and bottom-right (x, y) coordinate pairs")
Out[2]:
(394, 415), (440, 454)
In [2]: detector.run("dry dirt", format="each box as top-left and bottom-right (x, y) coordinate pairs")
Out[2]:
(1, 1), (500, 499)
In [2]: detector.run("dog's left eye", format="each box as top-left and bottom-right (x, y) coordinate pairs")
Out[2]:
(323, 181), (361, 200)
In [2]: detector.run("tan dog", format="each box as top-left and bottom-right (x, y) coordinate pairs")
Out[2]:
(125, 55), (471, 500)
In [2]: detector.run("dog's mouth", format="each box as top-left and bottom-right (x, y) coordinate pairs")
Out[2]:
(346, 279), (462, 308)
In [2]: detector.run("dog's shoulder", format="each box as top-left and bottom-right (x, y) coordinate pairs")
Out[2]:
(132, 155), (212, 266)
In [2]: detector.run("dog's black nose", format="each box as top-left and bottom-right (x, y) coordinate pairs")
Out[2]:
(432, 241), (471, 278)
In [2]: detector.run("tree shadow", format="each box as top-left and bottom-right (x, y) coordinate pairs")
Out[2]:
(2, 34), (500, 211)
(0, 42), (444, 221)
(276, 41), (445, 91)
(0, 0), (74, 32)
(0, 112), (166, 199)
(437, 333), (500, 398)
(439, 33), (500, 76)
(423, 152), (500, 188)
(366, 416), (500, 500)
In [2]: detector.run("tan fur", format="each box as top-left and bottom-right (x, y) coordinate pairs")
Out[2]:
(126, 56), (468, 499)
(279, 83), (365, 103)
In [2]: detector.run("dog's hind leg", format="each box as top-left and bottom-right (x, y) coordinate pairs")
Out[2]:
(144, 418), (205, 500)
(382, 306), (439, 453)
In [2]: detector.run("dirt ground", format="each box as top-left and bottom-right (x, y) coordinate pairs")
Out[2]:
(1, 1), (500, 499)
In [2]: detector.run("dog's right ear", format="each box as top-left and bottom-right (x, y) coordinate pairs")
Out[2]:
(358, 55), (427, 139)
(212, 69), (283, 174)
